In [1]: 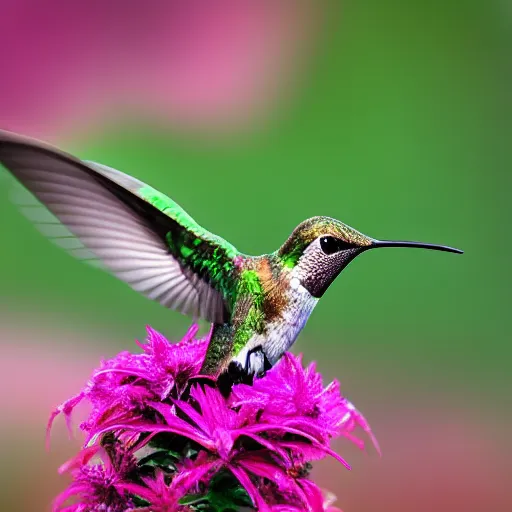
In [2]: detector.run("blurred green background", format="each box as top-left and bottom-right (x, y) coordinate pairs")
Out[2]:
(0, 1), (510, 511)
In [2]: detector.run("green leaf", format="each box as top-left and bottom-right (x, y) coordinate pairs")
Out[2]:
(206, 471), (253, 511)
(137, 449), (180, 472)
(178, 471), (254, 511)
(138, 450), (180, 473)
(131, 495), (151, 508)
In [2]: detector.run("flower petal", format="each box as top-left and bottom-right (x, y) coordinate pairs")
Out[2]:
(228, 464), (270, 512)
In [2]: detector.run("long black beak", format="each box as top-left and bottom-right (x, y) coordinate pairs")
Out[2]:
(370, 240), (463, 254)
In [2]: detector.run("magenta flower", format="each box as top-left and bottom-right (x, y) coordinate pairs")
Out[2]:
(231, 353), (380, 455)
(49, 325), (377, 511)
(52, 445), (138, 512)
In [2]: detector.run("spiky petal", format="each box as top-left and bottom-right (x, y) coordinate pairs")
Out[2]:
(50, 325), (377, 511)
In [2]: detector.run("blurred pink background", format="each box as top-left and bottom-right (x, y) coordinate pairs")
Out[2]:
(0, 1), (510, 511)
(0, 1), (320, 140)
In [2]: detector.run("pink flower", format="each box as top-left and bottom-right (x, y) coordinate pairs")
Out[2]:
(52, 445), (138, 512)
(47, 324), (209, 441)
(50, 325), (375, 511)
(231, 353), (380, 454)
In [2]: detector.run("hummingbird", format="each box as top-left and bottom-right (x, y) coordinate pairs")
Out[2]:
(0, 130), (462, 384)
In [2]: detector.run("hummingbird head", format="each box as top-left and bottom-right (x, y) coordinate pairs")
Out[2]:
(277, 216), (463, 298)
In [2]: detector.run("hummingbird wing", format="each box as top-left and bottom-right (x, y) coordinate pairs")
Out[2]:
(0, 130), (239, 324)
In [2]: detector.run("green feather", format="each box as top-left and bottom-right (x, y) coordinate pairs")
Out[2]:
(232, 270), (265, 355)
(139, 184), (240, 305)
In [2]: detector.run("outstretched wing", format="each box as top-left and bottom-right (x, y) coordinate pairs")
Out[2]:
(0, 130), (239, 324)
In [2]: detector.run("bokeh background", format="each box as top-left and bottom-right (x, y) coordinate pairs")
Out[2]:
(0, 1), (510, 511)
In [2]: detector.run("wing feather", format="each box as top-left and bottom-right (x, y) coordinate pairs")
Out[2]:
(0, 130), (239, 324)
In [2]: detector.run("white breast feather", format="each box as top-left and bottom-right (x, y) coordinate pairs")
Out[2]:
(234, 272), (318, 371)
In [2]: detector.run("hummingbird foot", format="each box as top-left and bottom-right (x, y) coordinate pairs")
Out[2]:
(217, 346), (272, 397)
(217, 361), (253, 397)
(245, 345), (272, 378)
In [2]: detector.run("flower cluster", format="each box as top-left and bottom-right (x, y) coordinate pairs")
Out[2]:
(49, 325), (378, 511)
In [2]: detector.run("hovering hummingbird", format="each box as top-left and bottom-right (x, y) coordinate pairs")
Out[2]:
(0, 130), (462, 382)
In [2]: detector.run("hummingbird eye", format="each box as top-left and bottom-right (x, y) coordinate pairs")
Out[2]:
(320, 236), (355, 255)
